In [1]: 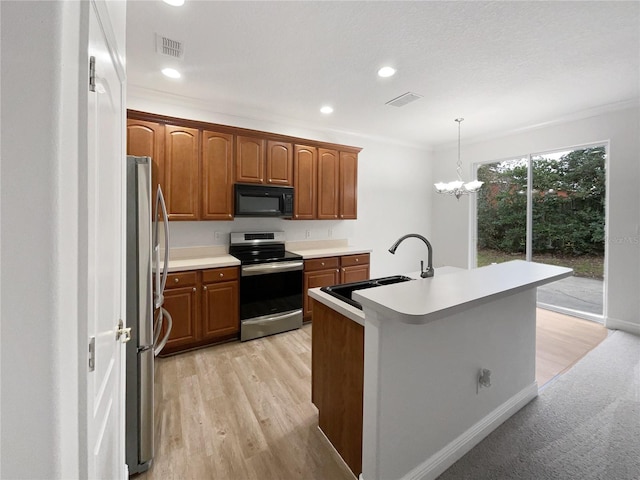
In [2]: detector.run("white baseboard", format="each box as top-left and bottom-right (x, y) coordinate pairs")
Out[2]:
(606, 317), (640, 335)
(400, 383), (539, 480)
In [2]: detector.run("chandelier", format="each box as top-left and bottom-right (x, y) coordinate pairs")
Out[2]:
(434, 118), (483, 199)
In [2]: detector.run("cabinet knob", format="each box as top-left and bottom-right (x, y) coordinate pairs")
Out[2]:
(192, 287), (196, 292)
(355, 258), (359, 262)
(203, 285), (208, 291)
(321, 262), (325, 266)
(174, 278), (179, 283)
(219, 273), (224, 277)
(336, 269), (340, 273)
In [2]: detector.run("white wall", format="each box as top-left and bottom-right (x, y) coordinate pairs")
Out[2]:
(430, 106), (640, 332)
(1, 1), (86, 477)
(127, 90), (433, 278)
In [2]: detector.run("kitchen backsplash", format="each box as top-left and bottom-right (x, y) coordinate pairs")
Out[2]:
(164, 219), (356, 248)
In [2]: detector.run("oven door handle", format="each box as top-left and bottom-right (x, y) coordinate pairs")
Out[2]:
(242, 310), (302, 325)
(241, 260), (304, 276)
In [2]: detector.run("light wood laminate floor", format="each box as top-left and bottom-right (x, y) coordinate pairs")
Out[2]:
(137, 310), (608, 480)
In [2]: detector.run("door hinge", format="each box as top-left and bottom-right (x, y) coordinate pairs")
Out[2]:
(88, 336), (95, 372)
(89, 56), (96, 92)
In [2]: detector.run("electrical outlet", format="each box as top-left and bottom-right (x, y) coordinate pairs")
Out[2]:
(305, 229), (311, 239)
(214, 231), (221, 241)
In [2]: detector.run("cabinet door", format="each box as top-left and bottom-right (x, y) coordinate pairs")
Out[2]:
(317, 148), (339, 219)
(339, 151), (358, 219)
(202, 130), (234, 220)
(303, 268), (340, 319)
(161, 285), (199, 353)
(293, 145), (317, 220)
(201, 280), (239, 340)
(266, 140), (293, 185)
(165, 125), (200, 220)
(236, 135), (265, 183)
(126, 119), (164, 202)
(341, 265), (370, 284)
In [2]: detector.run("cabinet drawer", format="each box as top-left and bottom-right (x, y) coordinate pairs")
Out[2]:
(305, 257), (340, 271)
(341, 254), (370, 267)
(165, 271), (197, 288)
(202, 266), (239, 283)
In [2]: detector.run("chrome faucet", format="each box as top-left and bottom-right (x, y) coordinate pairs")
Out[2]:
(388, 233), (435, 278)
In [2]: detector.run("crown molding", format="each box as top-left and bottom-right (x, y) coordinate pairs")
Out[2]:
(126, 84), (431, 151)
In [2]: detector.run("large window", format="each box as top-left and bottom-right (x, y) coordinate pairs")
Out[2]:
(475, 145), (606, 321)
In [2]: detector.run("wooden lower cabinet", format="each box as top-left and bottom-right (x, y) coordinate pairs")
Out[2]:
(303, 257), (340, 318)
(159, 267), (239, 355)
(312, 300), (364, 476)
(201, 268), (239, 340)
(303, 253), (370, 320)
(340, 254), (370, 284)
(161, 282), (198, 352)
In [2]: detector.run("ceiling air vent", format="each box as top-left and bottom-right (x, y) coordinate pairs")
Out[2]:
(385, 92), (423, 107)
(156, 34), (184, 59)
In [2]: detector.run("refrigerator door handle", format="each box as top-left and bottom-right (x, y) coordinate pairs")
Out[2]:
(153, 185), (170, 309)
(153, 306), (173, 356)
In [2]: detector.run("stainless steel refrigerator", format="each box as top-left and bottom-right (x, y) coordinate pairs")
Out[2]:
(125, 155), (172, 474)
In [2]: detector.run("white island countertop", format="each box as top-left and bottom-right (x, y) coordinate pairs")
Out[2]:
(353, 260), (572, 325)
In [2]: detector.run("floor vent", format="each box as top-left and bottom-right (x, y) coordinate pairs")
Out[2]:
(386, 92), (423, 107)
(156, 34), (184, 59)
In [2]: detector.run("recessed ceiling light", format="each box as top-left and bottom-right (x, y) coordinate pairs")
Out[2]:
(377, 66), (396, 78)
(163, 0), (185, 6)
(161, 67), (181, 79)
(320, 106), (334, 114)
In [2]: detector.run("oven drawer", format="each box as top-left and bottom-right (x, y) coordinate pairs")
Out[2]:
(165, 271), (197, 289)
(202, 267), (239, 283)
(305, 257), (340, 271)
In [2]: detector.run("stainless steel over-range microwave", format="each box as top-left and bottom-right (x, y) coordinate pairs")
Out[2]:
(234, 183), (294, 218)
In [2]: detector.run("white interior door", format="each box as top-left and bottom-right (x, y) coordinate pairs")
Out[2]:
(86, 1), (127, 478)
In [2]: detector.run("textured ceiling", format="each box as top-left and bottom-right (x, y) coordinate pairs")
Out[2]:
(126, 1), (640, 147)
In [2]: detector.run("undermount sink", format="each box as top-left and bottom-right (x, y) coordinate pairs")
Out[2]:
(320, 275), (414, 310)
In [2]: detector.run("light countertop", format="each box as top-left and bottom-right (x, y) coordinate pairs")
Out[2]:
(288, 245), (372, 259)
(353, 260), (572, 325)
(159, 240), (371, 272)
(158, 245), (239, 272)
(308, 266), (461, 326)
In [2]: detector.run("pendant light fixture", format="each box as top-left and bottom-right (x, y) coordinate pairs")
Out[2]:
(434, 118), (483, 199)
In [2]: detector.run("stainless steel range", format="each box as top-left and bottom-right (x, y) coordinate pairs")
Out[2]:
(229, 231), (303, 341)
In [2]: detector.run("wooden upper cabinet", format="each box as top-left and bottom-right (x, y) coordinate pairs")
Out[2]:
(236, 135), (265, 184)
(126, 119), (164, 198)
(317, 148), (340, 220)
(266, 140), (293, 185)
(201, 130), (234, 220)
(293, 145), (317, 220)
(164, 125), (200, 220)
(339, 151), (358, 219)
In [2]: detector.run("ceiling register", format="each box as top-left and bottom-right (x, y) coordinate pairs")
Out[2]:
(434, 118), (483, 199)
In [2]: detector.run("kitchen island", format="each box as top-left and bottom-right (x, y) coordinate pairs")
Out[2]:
(309, 260), (572, 480)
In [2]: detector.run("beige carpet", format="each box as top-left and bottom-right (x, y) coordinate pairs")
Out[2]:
(439, 330), (640, 480)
